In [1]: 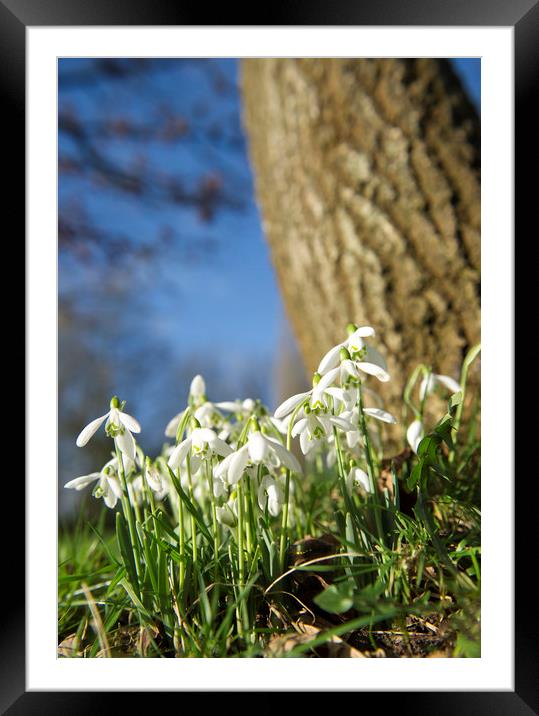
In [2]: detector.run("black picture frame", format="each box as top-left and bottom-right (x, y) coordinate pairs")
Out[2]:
(10, 0), (531, 712)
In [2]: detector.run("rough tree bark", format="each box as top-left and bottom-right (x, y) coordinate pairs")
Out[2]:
(241, 59), (480, 412)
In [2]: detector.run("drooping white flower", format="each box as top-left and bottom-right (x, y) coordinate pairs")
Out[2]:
(419, 373), (461, 401)
(144, 459), (164, 493)
(291, 411), (355, 456)
(346, 466), (372, 494)
(64, 458), (123, 509)
(164, 374), (209, 438)
(257, 475), (284, 517)
(217, 428), (302, 485)
(317, 325), (390, 382)
(76, 397), (141, 462)
(407, 419), (424, 454)
(274, 368), (340, 420)
(167, 426), (232, 472)
(216, 500), (237, 528)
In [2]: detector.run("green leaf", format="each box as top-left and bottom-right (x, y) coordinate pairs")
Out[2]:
(314, 582), (354, 614)
(115, 512), (138, 590)
(167, 466), (213, 543)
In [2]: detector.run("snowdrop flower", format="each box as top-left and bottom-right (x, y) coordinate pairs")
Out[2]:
(407, 419), (424, 454)
(419, 373), (461, 401)
(258, 475), (284, 517)
(318, 324), (390, 382)
(167, 422), (232, 472)
(64, 458), (123, 509)
(219, 422), (302, 485)
(76, 396), (141, 462)
(164, 374), (209, 438)
(291, 408), (355, 456)
(144, 457), (165, 493)
(216, 500), (237, 528)
(274, 369), (340, 420)
(346, 466), (372, 495)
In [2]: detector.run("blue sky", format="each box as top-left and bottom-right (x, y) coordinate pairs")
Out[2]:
(58, 58), (480, 505)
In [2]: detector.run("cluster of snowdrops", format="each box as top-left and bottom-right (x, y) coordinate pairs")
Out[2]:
(66, 324), (463, 571)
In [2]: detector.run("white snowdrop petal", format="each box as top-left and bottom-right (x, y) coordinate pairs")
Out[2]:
(192, 427), (217, 445)
(407, 420), (424, 454)
(274, 392), (310, 420)
(103, 490), (118, 509)
(330, 415), (356, 431)
(356, 362), (391, 382)
(228, 447), (249, 485)
(364, 345), (388, 371)
(291, 418), (308, 438)
(346, 431), (360, 449)
(352, 467), (371, 493)
(64, 473), (100, 490)
(115, 428), (136, 462)
(363, 408), (397, 424)
(190, 455), (202, 474)
(247, 433), (268, 463)
(165, 412), (183, 438)
(76, 414), (109, 447)
(419, 375), (434, 401)
(434, 374), (461, 394)
(146, 468), (163, 492)
(299, 429), (310, 455)
(118, 411), (141, 433)
(168, 438), (191, 470)
(214, 452), (234, 478)
(215, 401), (240, 412)
(190, 375), (205, 397)
(270, 441), (302, 474)
(107, 475), (124, 499)
(317, 344), (342, 374)
(324, 387), (346, 403)
(356, 326), (375, 337)
(210, 436), (233, 457)
(317, 366), (340, 392)
(341, 360), (360, 379)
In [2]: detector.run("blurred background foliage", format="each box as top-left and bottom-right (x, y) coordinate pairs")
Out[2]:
(59, 58), (479, 515)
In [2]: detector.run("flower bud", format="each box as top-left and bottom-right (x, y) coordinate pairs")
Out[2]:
(339, 347), (351, 361)
(189, 374), (206, 398)
(110, 396), (120, 409)
(346, 322), (358, 335)
(312, 372), (321, 387)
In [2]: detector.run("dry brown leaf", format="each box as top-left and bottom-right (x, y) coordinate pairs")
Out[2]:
(265, 618), (366, 658)
(58, 634), (83, 658)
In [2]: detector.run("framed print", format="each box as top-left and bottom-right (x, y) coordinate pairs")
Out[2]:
(9, 0), (531, 711)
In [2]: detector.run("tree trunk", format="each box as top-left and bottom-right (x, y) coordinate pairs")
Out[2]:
(241, 59), (480, 412)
